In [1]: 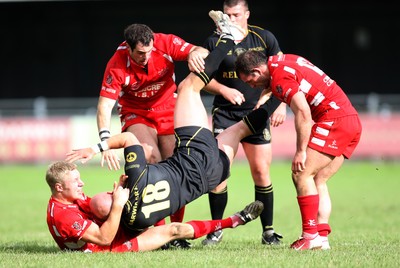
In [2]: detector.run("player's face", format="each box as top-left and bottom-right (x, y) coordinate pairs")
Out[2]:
(224, 3), (249, 30)
(59, 169), (85, 203)
(239, 69), (270, 90)
(130, 40), (154, 66)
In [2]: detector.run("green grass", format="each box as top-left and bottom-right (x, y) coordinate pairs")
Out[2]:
(1, 161), (399, 267)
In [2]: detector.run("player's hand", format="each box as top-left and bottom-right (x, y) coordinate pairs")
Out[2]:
(292, 151), (306, 173)
(221, 86), (245, 105)
(254, 88), (272, 109)
(111, 181), (129, 208)
(65, 148), (95, 164)
(270, 102), (287, 127)
(188, 48), (208, 73)
(117, 174), (128, 188)
(101, 149), (120, 170)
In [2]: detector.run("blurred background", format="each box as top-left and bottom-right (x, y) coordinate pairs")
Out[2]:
(0, 0), (399, 163)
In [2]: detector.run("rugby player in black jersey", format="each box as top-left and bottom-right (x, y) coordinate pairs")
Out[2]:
(202, 0), (285, 246)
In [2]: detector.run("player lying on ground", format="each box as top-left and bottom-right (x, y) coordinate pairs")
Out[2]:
(46, 160), (263, 252)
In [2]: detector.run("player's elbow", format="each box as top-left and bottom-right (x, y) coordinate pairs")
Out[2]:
(95, 236), (113, 246)
(121, 132), (139, 148)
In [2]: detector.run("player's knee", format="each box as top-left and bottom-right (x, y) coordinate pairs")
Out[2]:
(169, 222), (191, 239)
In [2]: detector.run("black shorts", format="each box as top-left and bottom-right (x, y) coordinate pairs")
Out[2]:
(121, 126), (230, 233)
(212, 107), (272, 144)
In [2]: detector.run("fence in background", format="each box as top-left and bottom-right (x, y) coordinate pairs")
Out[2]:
(1, 93), (400, 118)
(0, 94), (400, 163)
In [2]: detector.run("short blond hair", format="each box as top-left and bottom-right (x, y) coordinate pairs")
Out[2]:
(45, 161), (77, 192)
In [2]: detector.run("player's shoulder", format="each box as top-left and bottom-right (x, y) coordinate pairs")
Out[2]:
(203, 33), (221, 49)
(154, 32), (185, 43)
(204, 32), (220, 43)
(248, 24), (276, 36)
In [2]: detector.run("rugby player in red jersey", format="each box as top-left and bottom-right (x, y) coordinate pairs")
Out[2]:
(96, 23), (209, 248)
(235, 51), (362, 250)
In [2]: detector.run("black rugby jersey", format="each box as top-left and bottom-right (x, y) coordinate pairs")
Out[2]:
(120, 126), (230, 233)
(204, 25), (282, 110)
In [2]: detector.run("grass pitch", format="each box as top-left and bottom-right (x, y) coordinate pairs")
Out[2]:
(0, 160), (399, 267)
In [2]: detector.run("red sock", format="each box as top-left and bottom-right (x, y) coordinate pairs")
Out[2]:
(187, 218), (233, 239)
(318, 223), (331, 237)
(170, 206), (185, 223)
(297, 194), (319, 235)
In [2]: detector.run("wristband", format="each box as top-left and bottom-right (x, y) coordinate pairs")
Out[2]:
(99, 128), (111, 141)
(91, 140), (110, 154)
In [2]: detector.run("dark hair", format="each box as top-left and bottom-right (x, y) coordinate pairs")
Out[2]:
(235, 50), (267, 75)
(124, 24), (154, 49)
(223, 0), (248, 10)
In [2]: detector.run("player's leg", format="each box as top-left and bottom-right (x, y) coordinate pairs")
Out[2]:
(290, 148), (333, 250)
(126, 124), (161, 163)
(174, 11), (244, 129)
(174, 74), (210, 129)
(242, 142), (282, 245)
(314, 154), (344, 250)
(136, 200), (263, 252)
(202, 180), (228, 246)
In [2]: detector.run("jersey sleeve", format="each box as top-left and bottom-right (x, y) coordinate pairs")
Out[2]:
(203, 34), (218, 51)
(56, 208), (93, 242)
(100, 53), (126, 100)
(270, 67), (300, 105)
(154, 33), (194, 61)
(263, 30), (282, 55)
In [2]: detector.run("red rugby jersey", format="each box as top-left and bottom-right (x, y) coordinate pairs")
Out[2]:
(47, 195), (139, 252)
(267, 54), (358, 121)
(100, 33), (194, 111)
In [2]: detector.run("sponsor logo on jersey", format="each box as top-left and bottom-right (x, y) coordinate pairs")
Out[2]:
(130, 82), (165, 98)
(126, 152), (137, 162)
(173, 37), (183, 46)
(101, 86), (116, 94)
(128, 187), (140, 225)
(214, 128), (224, 134)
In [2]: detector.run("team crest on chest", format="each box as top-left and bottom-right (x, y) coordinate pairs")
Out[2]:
(234, 47), (247, 57)
(72, 222), (82, 231)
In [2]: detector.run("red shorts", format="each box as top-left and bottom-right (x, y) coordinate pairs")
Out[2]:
(120, 97), (175, 135)
(308, 115), (362, 159)
(109, 229), (140, 252)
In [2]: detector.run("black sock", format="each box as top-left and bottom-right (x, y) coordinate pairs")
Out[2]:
(194, 38), (235, 85)
(255, 184), (274, 232)
(208, 187), (228, 220)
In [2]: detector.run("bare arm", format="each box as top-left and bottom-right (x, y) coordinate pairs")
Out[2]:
(204, 79), (245, 105)
(65, 132), (140, 164)
(81, 182), (129, 246)
(187, 46), (209, 73)
(96, 96), (121, 170)
(289, 92), (312, 173)
(97, 96), (116, 132)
